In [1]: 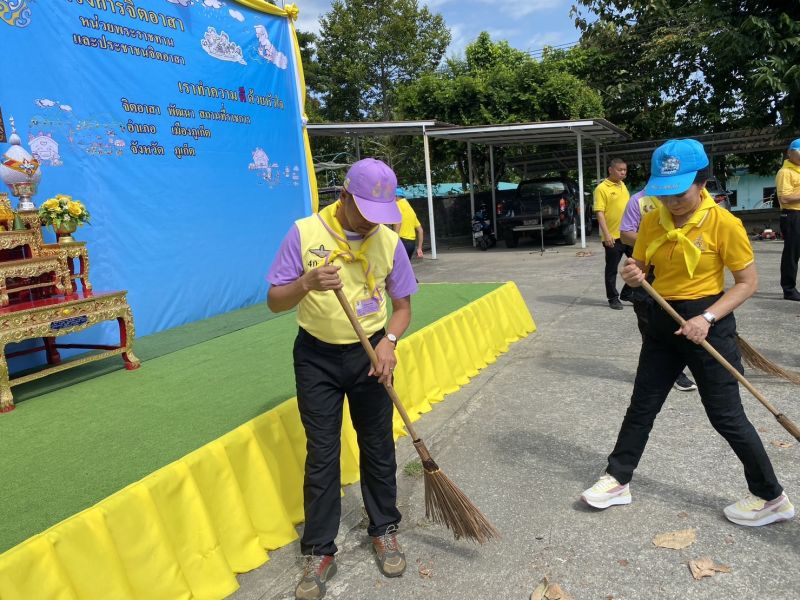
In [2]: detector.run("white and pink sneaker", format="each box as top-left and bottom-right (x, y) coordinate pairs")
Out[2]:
(723, 492), (795, 527)
(581, 473), (632, 509)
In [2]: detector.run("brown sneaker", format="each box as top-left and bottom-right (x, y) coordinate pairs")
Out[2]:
(295, 555), (336, 600)
(371, 524), (406, 577)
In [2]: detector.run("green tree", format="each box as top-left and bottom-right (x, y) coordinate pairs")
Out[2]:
(315, 0), (451, 120)
(571, 1), (800, 137)
(295, 30), (323, 122)
(396, 32), (604, 187)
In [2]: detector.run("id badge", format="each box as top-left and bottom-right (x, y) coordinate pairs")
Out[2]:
(355, 296), (380, 318)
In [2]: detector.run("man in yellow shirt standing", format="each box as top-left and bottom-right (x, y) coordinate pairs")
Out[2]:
(775, 139), (800, 301)
(594, 158), (631, 309)
(393, 191), (424, 259)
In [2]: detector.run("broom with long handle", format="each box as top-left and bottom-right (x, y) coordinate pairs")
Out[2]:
(333, 288), (499, 543)
(640, 280), (800, 442)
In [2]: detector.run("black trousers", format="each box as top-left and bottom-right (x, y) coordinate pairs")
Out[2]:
(604, 239), (633, 300)
(401, 238), (416, 259)
(779, 210), (800, 292)
(294, 328), (401, 556)
(606, 295), (783, 501)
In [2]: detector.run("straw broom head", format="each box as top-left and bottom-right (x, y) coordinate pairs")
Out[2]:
(413, 439), (500, 544)
(737, 335), (800, 385)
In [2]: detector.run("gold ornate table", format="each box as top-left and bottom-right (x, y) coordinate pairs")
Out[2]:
(41, 241), (92, 293)
(0, 291), (140, 412)
(0, 255), (69, 306)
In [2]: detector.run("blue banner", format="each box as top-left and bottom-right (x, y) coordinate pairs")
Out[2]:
(0, 0), (312, 364)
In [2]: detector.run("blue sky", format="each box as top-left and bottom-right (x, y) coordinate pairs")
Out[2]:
(293, 0), (582, 57)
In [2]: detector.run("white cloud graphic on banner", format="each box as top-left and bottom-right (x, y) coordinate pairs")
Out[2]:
(255, 25), (288, 69)
(36, 99), (56, 108)
(201, 27), (246, 64)
(166, 0), (193, 6)
(229, 9), (244, 22)
(203, 0), (222, 7)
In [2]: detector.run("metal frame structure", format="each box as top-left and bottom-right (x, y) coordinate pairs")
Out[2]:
(425, 120), (628, 248)
(508, 127), (796, 178)
(307, 121), (444, 258)
(307, 118), (629, 253)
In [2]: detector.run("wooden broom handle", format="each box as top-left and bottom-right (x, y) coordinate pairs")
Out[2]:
(333, 288), (421, 441)
(640, 280), (800, 441)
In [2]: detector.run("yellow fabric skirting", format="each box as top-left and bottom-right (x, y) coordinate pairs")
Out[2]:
(0, 282), (535, 600)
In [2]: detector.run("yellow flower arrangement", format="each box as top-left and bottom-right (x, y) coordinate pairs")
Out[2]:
(38, 194), (91, 230)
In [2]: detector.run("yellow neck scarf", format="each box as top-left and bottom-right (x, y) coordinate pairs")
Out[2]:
(645, 189), (716, 278)
(316, 201), (380, 296)
(782, 159), (800, 175)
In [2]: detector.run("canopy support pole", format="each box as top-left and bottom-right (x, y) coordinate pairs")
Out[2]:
(423, 126), (437, 259)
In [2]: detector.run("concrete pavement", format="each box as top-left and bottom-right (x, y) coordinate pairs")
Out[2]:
(233, 234), (800, 600)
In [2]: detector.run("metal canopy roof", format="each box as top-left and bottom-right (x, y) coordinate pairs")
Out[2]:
(508, 127), (796, 174)
(307, 120), (446, 137)
(424, 119), (629, 146)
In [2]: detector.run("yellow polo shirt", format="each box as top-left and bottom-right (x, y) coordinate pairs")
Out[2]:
(633, 204), (754, 300)
(594, 179), (630, 240)
(776, 160), (800, 211)
(396, 198), (421, 240)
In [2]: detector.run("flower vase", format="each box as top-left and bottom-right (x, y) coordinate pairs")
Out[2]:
(54, 221), (77, 244)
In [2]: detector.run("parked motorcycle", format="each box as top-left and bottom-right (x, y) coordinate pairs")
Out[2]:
(472, 205), (497, 250)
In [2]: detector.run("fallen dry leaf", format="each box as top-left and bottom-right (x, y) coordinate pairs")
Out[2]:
(724, 535), (735, 545)
(530, 577), (574, 600)
(677, 511), (689, 518)
(653, 528), (696, 550)
(416, 558), (433, 579)
(544, 582), (573, 600)
(531, 577), (549, 600)
(771, 440), (795, 449)
(758, 427), (768, 433)
(618, 559), (629, 567)
(688, 557), (732, 580)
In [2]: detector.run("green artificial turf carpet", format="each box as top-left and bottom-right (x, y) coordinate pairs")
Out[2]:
(0, 282), (501, 553)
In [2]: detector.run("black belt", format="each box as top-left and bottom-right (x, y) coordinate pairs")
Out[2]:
(297, 327), (384, 351)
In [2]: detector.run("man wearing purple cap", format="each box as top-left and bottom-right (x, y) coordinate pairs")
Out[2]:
(267, 158), (418, 599)
(775, 139), (800, 301)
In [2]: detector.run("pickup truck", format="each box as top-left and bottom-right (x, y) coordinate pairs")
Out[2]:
(497, 177), (593, 247)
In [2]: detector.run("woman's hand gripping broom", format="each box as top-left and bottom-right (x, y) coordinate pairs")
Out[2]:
(641, 280), (800, 442)
(333, 288), (499, 543)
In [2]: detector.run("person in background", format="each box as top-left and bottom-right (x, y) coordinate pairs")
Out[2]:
(594, 158), (632, 309)
(775, 139), (800, 301)
(582, 139), (794, 528)
(620, 189), (697, 392)
(267, 158), (418, 600)
(394, 191), (424, 259)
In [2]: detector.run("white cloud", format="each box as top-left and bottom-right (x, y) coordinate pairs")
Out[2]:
(60, 104), (73, 112)
(166, 0), (192, 6)
(203, 0), (222, 8)
(526, 31), (572, 50)
(472, 0), (565, 16)
(35, 99), (56, 108)
(229, 8), (245, 22)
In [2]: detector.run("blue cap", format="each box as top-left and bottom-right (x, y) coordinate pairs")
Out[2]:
(645, 139), (709, 196)
(789, 139), (800, 151)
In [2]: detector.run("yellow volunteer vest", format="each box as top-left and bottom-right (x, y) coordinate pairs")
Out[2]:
(295, 202), (399, 344)
(638, 195), (661, 216)
(396, 198), (421, 240)
(776, 160), (800, 211)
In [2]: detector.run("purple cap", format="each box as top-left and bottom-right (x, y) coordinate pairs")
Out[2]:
(343, 158), (401, 224)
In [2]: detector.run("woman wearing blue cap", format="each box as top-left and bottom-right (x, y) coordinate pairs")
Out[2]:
(581, 139), (794, 527)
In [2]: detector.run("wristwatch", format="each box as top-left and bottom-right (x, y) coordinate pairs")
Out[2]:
(700, 311), (717, 326)
(384, 333), (398, 346)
